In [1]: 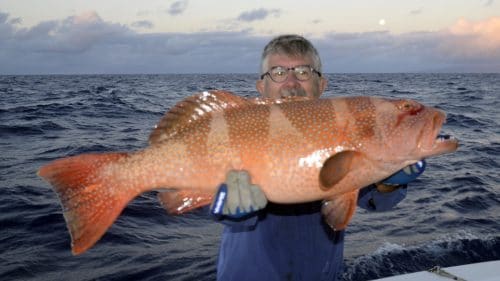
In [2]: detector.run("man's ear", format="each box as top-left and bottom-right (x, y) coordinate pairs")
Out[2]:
(319, 77), (327, 94)
(256, 79), (265, 95)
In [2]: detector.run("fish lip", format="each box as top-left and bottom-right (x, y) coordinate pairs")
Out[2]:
(430, 132), (459, 156)
(419, 111), (459, 157)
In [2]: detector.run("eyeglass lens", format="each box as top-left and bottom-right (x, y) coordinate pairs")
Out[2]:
(269, 66), (313, 82)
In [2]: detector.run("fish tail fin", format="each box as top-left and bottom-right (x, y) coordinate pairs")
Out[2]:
(38, 152), (135, 255)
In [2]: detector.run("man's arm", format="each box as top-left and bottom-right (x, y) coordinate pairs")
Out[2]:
(357, 160), (426, 211)
(210, 160), (426, 219)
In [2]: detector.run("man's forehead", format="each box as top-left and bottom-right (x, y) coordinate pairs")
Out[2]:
(266, 54), (313, 67)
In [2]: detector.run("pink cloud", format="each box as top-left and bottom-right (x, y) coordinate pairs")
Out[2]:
(445, 17), (500, 57)
(71, 10), (102, 25)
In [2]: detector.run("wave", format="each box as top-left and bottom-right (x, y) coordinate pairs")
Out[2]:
(0, 121), (67, 136)
(342, 231), (500, 280)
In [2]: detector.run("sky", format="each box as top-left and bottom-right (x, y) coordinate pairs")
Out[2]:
(1, 0), (499, 74)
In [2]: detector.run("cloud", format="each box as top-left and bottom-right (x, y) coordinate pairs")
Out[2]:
(25, 11), (130, 53)
(0, 11), (7, 22)
(443, 17), (500, 59)
(0, 11), (498, 74)
(322, 17), (498, 72)
(483, 0), (494, 6)
(237, 8), (281, 22)
(132, 20), (154, 29)
(168, 0), (189, 16)
(316, 17), (500, 72)
(409, 8), (423, 16)
(0, 11), (15, 40)
(0, 10), (266, 74)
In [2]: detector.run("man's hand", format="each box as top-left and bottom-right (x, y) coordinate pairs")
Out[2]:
(376, 160), (426, 192)
(210, 170), (268, 218)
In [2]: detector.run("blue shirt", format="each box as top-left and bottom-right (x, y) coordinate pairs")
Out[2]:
(215, 185), (407, 281)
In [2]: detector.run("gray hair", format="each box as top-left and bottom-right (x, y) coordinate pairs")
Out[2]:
(260, 34), (322, 74)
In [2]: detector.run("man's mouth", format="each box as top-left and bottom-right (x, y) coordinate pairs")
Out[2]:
(280, 87), (307, 98)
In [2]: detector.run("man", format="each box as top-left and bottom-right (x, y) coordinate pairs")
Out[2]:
(211, 34), (425, 281)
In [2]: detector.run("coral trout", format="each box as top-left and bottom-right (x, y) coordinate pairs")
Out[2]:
(38, 90), (458, 254)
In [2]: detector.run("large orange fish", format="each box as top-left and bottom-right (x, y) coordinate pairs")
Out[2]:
(38, 90), (458, 255)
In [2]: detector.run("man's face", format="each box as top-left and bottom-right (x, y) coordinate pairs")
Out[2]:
(256, 54), (327, 99)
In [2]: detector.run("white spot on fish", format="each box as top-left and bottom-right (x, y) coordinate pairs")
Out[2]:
(298, 149), (331, 168)
(334, 145), (345, 153)
(195, 108), (205, 116)
(200, 104), (212, 113)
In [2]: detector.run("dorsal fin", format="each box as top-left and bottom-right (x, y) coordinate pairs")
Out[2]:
(149, 90), (252, 145)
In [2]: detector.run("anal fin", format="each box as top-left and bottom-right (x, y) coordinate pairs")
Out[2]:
(158, 190), (213, 215)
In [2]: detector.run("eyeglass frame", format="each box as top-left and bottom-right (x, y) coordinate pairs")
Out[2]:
(260, 65), (322, 83)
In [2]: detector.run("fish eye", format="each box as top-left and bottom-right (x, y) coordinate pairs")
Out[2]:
(398, 101), (414, 111)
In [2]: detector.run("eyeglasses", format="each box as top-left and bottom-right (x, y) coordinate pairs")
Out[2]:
(260, 65), (322, 83)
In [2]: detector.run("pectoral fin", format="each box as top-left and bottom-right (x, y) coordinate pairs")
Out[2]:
(321, 190), (359, 231)
(319, 151), (361, 189)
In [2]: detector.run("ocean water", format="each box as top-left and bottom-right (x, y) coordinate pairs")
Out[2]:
(1, 73), (499, 281)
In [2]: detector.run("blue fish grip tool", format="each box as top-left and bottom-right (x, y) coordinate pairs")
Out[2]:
(210, 183), (254, 219)
(382, 160), (426, 185)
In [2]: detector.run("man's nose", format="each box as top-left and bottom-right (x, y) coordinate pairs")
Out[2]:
(284, 71), (300, 86)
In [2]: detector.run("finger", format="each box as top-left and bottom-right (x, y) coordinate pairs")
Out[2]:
(249, 184), (268, 209)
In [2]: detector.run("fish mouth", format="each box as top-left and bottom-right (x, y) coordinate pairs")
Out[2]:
(419, 111), (459, 157)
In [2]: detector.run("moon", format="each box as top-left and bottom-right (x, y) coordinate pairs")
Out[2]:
(379, 19), (386, 26)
